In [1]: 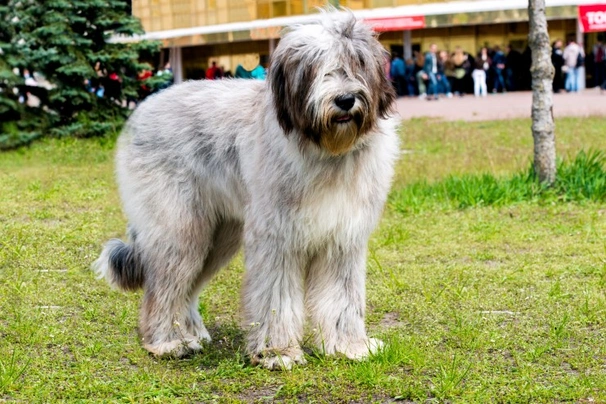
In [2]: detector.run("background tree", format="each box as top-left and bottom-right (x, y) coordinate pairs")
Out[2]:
(0, 3), (36, 148)
(0, 0), (161, 149)
(528, 0), (556, 185)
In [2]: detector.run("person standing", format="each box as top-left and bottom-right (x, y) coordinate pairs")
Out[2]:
(492, 45), (507, 93)
(206, 61), (219, 80)
(563, 36), (584, 93)
(414, 51), (428, 99)
(592, 38), (605, 89)
(390, 52), (406, 97)
(20, 69), (39, 105)
(505, 44), (522, 91)
(422, 43), (440, 100)
(137, 67), (153, 100)
(551, 39), (564, 93)
(451, 47), (471, 96)
(250, 64), (266, 80)
(156, 62), (174, 90)
(472, 47), (490, 97)
(404, 58), (417, 97)
(437, 50), (454, 97)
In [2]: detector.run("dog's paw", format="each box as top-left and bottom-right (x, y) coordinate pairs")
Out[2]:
(144, 337), (206, 358)
(259, 353), (307, 371)
(337, 337), (384, 360)
(185, 309), (212, 342)
(188, 322), (211, 342)
(253, 347), (307, 371)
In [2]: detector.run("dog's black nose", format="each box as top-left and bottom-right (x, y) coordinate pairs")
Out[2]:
(335, 94), (355, 111)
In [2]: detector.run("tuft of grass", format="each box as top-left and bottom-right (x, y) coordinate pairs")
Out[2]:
(0, 350), (30, 392)
(391, 149), (606, 213)
(556, 149), (606, 201)
(430, 353), (473, 400)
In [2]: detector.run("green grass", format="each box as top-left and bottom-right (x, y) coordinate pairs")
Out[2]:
(1, 117), (605, 402)
(391, 149), (606, 213)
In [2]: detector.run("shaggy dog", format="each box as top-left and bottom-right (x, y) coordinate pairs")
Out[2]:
(94, 10), (398, 370)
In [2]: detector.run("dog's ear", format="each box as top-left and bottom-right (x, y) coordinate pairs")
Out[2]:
(269, 48), (318, 141)
(376, 51), (396, 119)
(269, 54), (294, 134)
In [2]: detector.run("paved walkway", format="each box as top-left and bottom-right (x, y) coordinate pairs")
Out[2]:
(394, 88), (606, 121)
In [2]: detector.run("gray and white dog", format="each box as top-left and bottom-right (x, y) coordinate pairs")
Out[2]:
(94, 10), (398, 370)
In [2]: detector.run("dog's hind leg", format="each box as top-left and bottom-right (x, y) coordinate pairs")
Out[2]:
(305, 243), (383, 360)
(137, 220), (214, 358)
(184, 218), (243, 340)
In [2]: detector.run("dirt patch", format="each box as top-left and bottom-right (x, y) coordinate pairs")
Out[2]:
(379, 312), (404, 329)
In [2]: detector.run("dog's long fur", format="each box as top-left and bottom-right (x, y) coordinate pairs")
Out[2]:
(94, 11), (398, 369)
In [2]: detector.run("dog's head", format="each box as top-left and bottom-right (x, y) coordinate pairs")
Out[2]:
(269, 10), (395, 156)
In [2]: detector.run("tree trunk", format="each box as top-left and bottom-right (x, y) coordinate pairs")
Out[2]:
(528, 0), (556, 186)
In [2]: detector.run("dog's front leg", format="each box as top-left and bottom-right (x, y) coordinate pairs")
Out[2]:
(242, 229), (306, 370)
(306, 243), (383, 360)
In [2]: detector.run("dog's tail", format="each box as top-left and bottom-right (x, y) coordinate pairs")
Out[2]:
(93, 239), (144, 291)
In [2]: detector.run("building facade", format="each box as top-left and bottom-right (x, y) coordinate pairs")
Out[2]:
(130, 0), (606, 85)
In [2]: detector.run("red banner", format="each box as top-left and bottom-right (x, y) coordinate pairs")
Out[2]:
(579, 4), (606, 33)
(364, 16), (426, 32)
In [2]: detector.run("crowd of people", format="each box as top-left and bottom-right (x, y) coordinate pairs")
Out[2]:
(15, 37), (606, 109)
(15, 59), (268, 109)
(82, 62), (174, 104)
(203, 61), (267, 80)
(551, 36), (606, 93)
(388, 36), (606, 100)
(388, 43), (531, 99)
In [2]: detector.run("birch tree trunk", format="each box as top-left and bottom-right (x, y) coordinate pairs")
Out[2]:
(528, 0), (556, 185)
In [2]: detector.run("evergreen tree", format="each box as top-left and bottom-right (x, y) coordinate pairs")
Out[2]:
(0, 3), (18, 117)
(0, 0), (161, 149)
(0, 2), (36, 148)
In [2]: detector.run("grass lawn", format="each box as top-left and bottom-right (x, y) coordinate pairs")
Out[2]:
(1, 117), (605, 403)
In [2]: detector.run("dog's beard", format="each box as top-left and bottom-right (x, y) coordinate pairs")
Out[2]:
(319, 112), (365, 155)
(314, 91), (373, 155)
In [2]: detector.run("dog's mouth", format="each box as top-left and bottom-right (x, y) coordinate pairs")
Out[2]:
(334, 114), (353, 124)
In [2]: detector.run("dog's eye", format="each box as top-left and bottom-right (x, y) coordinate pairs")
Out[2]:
(358, 54), (366, 69)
